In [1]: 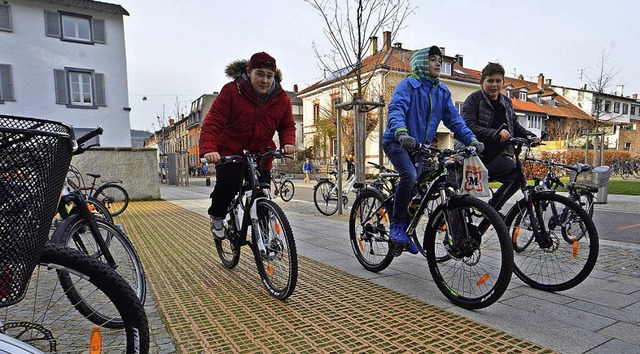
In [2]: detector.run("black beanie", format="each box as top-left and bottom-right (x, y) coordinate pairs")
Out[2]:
(428, 46), (442, 57)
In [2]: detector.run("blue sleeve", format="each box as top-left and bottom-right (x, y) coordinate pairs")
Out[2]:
(386, 80), (412, 139)
(441, 87), (476, 145)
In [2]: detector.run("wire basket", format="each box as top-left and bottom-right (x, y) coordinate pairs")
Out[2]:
(0, 115), (73, 308)
(568, 166), (612, 188)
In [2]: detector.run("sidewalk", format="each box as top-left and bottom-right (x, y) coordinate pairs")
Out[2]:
(155, 180), (640, 353)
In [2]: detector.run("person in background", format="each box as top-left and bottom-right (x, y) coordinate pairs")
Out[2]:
(345, 155), (355, 178)
(461, 62), (538, 206)
(303, 158), (313, 184)
(382, 45), (483, 254)
(199, 51), (296, 240)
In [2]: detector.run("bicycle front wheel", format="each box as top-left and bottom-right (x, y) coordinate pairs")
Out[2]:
(348, 189), (394, 272)
(505, 192), (599, 291)
(424, 196), (513, 310)
(51, 215), (147, 322)
(313, 180), (339, 216)
(251, 199), (297, 300)
(94, 184), (130, 217)
(214, 212), (241, 269)
(280, 180), (295, 202)
(0, 243), (149, 353)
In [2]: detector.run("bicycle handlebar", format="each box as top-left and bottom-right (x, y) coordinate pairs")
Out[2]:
(73, 127), (103, 155)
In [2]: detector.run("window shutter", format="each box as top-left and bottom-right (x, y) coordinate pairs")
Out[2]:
(54, 69), (67, 104)
(95, 73), (106, 106)
(0, 5), (11, 32)
(93, 18), (106, 43)
(0, 64), (14, 101)
(45, 11), (60, 37)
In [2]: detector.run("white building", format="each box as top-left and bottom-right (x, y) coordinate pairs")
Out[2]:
(0, 0), (132, 146)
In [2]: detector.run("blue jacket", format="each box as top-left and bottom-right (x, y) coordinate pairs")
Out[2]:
(382, 76), (476, 146)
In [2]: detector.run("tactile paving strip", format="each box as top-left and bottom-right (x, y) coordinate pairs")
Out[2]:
(119, 201), (554, 353)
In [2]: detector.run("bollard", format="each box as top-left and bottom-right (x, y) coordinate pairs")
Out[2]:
(206, 177), (211, 186)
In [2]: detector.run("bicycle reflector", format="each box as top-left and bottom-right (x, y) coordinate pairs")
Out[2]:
(90, 325), (102, 353)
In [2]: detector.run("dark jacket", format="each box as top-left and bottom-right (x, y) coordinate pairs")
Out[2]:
(461, 89), (533, 161)
(199, 59), (296, 169)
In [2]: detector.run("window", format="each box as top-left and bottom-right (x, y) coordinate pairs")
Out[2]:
(604, 100), (611, 112)
(624, 142), (631, 150)
(441, 62), (452, 75)
(623, 103), (629, 114)
(0, 64), (14, 103)
(614, 102), (620, 113)
(505, 90), (511, 99)
(0, 4), (12, 32)
(632, 106), (637, 116)
(519, 91), (527, 101)
(332, 137), (338, 156)
(292, 104), (302, 115)
(526, 114), (543, 129)
(54, 68), (106, 108)
(313, 102), (320, 124)
(45, 11), (106, 44)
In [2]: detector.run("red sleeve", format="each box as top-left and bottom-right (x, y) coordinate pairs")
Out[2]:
(199, 83), (232, 156)
(277, 95), (296, 147)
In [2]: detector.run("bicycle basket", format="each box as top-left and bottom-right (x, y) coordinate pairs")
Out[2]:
(0, 115), (73, 308)
(568, 166), (612, 188)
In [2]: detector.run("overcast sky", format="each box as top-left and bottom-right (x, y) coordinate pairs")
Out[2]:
(117, 0), (639, 131)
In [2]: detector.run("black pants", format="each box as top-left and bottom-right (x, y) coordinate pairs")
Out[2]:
(208, 163), (270, 217)
(485, 154), (517, 208)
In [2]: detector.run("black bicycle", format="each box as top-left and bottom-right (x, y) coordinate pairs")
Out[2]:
(212, 149), (298, 300)
(271, 169), (295, 202)
(489, 137), (599, 291)
(349, 144), (513, 309)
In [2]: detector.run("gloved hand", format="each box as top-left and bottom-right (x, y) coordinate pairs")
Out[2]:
(469, 138), (485, 154)
(397, 132), (416, 150)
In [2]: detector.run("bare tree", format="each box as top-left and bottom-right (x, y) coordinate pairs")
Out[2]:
(305, 0), (415, 181)
(586, 49), (622, 127)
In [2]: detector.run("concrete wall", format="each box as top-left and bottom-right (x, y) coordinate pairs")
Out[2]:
(71, 147), (160, 200)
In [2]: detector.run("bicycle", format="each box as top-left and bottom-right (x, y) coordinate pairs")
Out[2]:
(271, 169), (295, 202)
(0, 115), (149, 353)
(66, 164), (130, 216)
(349, 144), (513, 309)
(50, 128), (147, 319)
(313, 170), (357, 216)
(489, 137), (599, 291)
(212, 149), (298, 300)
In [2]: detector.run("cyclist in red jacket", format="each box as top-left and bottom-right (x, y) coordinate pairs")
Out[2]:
(199, 51), (296, 240)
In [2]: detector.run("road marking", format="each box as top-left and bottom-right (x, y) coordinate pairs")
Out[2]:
(617, 223), (640, 230)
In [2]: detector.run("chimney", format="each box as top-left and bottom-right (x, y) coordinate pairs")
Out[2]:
(581, 83), (587, 90)
(369, 36), (378, 55)
(545, 78), (552, 86)
(383, 31), (391, 51)
(439, 47), (445, 57)
(293, 84), (298, 93)
(518, 74), (524, 80)
(537, 73), (544, 88)
(455, 54), (464, 67)
(633, 93), (638, 99)
(393, 42), (402, 49)
(169, 118), (175, 126)
(615, 84), (624, 96)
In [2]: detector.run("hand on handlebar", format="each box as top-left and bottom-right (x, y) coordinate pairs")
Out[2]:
(397, 132), (416, 150)
(498, 129), (511, 142)
(203, 152), (220, 164)
(282, 144), (295, 155)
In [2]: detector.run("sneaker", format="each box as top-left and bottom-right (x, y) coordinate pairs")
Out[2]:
(389, 222), (418, 255)
(209, 215), (225, 240)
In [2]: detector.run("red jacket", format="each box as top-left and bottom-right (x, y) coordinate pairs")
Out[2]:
(199, 60), (296, 169)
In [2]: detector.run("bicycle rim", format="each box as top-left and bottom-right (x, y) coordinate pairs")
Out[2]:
(0, 243), (149, 353)
(348, 190), (393, 272)
(95, 185), (129, 217)
(505, 193), (599, 291)
(252, 200), (297, 300)
(280, 180), (295, 202)
(314, 181), (338, 216)
(425, 197), (513, 310)
(215, 214), (241, 269)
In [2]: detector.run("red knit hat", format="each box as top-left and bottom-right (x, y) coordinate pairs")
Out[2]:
(248, 52), (277, 72)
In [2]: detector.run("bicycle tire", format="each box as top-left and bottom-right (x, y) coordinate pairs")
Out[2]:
(214, 211), (241, 269)
(348, 189), (394, 272)
(313, 180), (339, 216)
(575, 189), (594, 218)
(504, 192), (599, 291)
(51, 214), (147, 317)
(280, 179), (295, 202)
(86, 195), (115, 223)
(424, 196), (513, 310)
(93, 184), (129, 217)
(1, 243), (149, 353)
(251, 199), (297, 300)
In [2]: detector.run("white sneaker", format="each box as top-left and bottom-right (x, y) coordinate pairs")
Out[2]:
(209, 215), (225, 240)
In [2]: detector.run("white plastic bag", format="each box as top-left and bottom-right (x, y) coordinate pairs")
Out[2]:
(461, 156), (490, 197)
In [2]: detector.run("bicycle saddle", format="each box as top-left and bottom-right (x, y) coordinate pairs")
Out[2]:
(87, 173), (101, 179)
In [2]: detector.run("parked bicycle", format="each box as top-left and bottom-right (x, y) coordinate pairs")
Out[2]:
(349, 144), (513, 309)
(488, 137), (599, 291)
(313, 170), (357, 216)
(66, 164), (130, 216)
(211, 149), (298, 300)
(271, 169), (295, 202)
(0, 115), (149, 353)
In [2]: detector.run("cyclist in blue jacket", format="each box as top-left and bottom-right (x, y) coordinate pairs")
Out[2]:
(382, 45), (483, 254)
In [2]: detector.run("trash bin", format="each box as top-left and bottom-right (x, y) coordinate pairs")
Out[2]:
(206, 177), (211, 186)
(570, 166), (611, 204)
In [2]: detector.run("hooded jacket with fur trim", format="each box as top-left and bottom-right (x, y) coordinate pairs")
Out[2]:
(199, 59), (296, 168)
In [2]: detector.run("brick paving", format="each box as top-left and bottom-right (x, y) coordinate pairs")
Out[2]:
(120, 201), (553, 353)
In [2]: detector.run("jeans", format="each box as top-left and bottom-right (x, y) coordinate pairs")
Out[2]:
(208, 163), (270, 217)
(383, 142), (421, 224)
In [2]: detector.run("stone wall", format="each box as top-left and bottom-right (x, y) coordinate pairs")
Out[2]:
(71, 147), (160, 200)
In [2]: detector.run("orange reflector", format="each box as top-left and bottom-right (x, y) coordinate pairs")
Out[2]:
(572, 240), (579, 258)
(380, 210), (388, 222)
(358, 239), (364, 252)
(88, 204), (96, 212)
(267, 265), (274, 276)
(476, 273), (490, 286)
(513, 226), (520, 242)
(90, 326), (102, 354)
(274, 221), (281, 234)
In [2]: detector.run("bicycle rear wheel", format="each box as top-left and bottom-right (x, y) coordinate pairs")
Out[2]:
(348, 189), (394, 272)
(94, 184), (129, 217)
(0, 243), (149, 353)
(280, 180), (295, 202)
(505, 192), (599, 291)
(251, 199), (297, 300)
(313, 180), (339, 216)
(424, 196), (513, 310)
